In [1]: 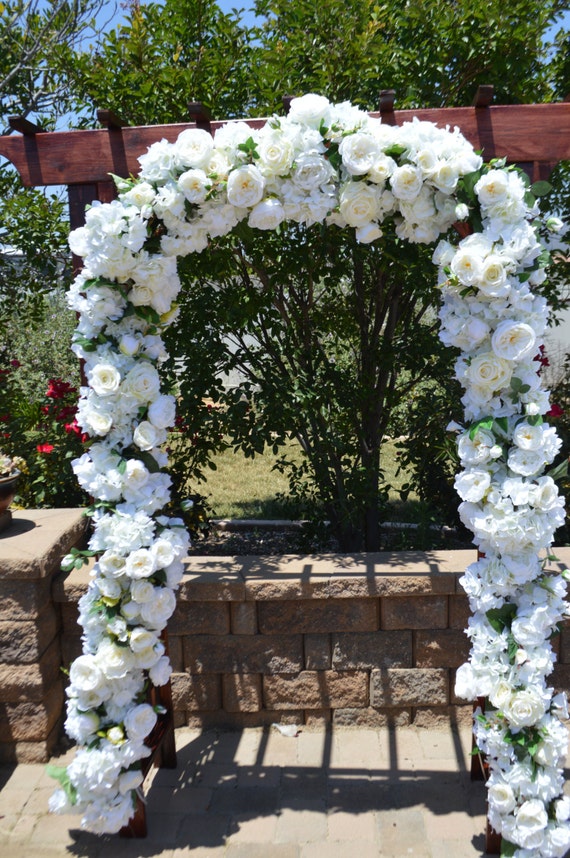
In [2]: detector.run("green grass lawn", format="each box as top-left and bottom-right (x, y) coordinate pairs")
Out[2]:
(193, 438), (420, 521)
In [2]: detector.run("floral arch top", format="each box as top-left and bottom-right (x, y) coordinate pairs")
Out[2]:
(48, 94), (569, 856)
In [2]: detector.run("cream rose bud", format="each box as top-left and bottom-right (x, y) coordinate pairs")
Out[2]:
(454, 203), (469, 221)
(148, 394), (176, 429)
(226, 164), (265, 208)
(121, 180), (156, 209)
(178, 168), (209, 204)
(491, 321), (537, 362)
(465, 352), (512, 392)
(119, 334), (141, 357)
(339, 182), (381, 227)
(174, 127), (214, 169)
(124, 703), (158, 742)
(390, 164), (423, 201)
(248, 198), (285, 230)
(88, 363), (121, 397)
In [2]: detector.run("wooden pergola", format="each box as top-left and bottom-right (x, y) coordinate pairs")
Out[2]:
(2, 88), (570, 848)
(1, 88), (570, 233)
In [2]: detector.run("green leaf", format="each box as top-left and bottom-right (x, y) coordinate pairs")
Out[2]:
(486, 603), (517, 634)
(530, 180), (552, 197)
(45, 764), (78, 805)
(468, 417), (494, 440)
(546, 458), (569, 481)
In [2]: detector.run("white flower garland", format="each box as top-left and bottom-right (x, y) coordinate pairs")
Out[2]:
(48, 94), (568, 853)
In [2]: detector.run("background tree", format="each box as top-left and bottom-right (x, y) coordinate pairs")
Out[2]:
(3, 0), (569, 544)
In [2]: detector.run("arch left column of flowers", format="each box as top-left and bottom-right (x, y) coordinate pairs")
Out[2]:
(47, 95), (569, 852)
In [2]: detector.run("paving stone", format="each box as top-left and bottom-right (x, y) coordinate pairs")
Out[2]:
(275, 799), (328, 844)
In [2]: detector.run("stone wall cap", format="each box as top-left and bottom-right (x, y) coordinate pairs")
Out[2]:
(0, 509), (87, 580)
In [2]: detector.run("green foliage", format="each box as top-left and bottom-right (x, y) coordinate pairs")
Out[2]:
(548, 354), (570, 544)
(0, 291), (86, 507)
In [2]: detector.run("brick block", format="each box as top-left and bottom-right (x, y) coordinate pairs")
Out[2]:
(332, 631), (412, 670)
(222, 673), (262, 712)
(60, 635), (82, 670)
(370, 668), (448, 707)
(0, 606), (59, 664)
(381, 596), (447, 630)
(0, 718), (62, 764)
(449, 594), (471, 630)
(304, 634), (331, 670)
(258, 598), (378, 635)
(0, 637), (62, 702)
(185, 709), (304, 730)
(170, 672), (221, 711)
(184, 634), (303, 674)
(304, 709), (331, 726)
(333, 707), (411, 727)
(0, 577), (52, 621)
(59, 602), (80, 635)
(413, 705), (473, 728)
(263, 670), (368, 710)
(169, 601), (230, 635)
(167, 634), (184, 672)
(231, 602), (258, 635)
(414, 630), (470, 669)
(550, 664), (570, 697)
(0, 684), (63, 741)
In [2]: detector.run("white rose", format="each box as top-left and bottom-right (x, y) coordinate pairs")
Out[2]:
(504, 687), (547, 728)
(149, 655), (172, 686)
(140, 587), (177, 627)
(120, 181), (156, 209)
(288, 93), (331, 128)
(292, 150), (336, 190)
(508, 448), (544, 477)
(133, 420), (162, 451)
(339, 132), (382, 176)
(125, 548), (156, 579)
(390, 164), (423, 201)
(148, 394), (177, 429)
(355, 223), (383, 244)
(488, 781), (517, 815)
(339, 182), (381, 227)
(248, 198), (285, 230)
(465, 352), (512, 392)
(178, 168), (209, 204)
(478, 255), (510, 297)
(118, 769), (144, 795)
(367, 153), (396, 185)
(174, 127), (214, 169)
(88, 363), (121, 397)
(454, 469), (491, 502)
(431, 161), (458, 193)
(98, 551), (127, 578)
(124, 703), (157, 742)
(257, 131), (294, 176)
(512, 422), (544, 451)
(450, 248), (483, 286)
(123, 363), (161, 403)
(491, 321), (537, 362)
(69, 654), (105, 693)
(130, 580), (156, 603)
(475, 169), (510, 207)
(514, 799), (549, 849)
(226, 164), (265, 208)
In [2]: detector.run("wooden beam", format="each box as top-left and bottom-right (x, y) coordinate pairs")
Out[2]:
(1, 103), (570, 187)
(187, 102), (212, 133)
(472, 85), (494, 109)
(97, 109), (128, 130)
(8, 116), (45, 135)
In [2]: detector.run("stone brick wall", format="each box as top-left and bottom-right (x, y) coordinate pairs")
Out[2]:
(53, 548), (570, 731)
(3, 509), (570, 762)
(0, 509), (87, 763)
